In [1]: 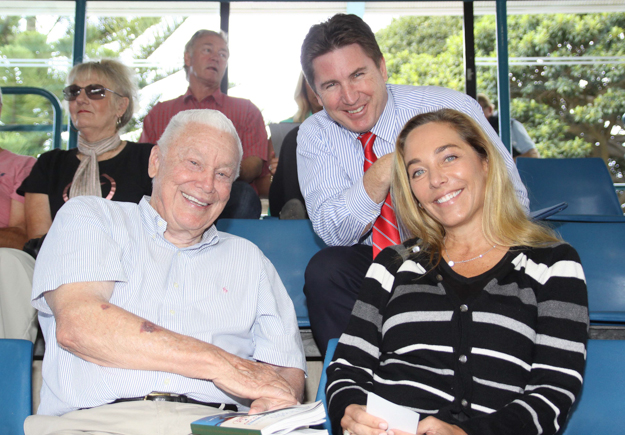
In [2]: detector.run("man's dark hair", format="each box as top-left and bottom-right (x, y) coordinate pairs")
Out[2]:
(300, 14), (384, 93)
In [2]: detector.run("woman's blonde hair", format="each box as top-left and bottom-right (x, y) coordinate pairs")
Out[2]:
(67, 59), (137, 131)
(391, 108), (558, 264)
(292, 72), (313, 123)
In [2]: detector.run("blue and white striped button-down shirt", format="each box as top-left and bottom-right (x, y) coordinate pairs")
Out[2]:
(32, 196), (306, 416)
(297, 84), (529, 247)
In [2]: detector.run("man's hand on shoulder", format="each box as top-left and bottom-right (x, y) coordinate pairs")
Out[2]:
(363, 153), (394, 204)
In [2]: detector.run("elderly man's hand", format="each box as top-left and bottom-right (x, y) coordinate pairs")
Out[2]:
(249, 397), (299, 415)
(211, 349), (298, 407)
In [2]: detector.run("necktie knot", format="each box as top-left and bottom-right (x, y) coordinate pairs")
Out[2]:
(359, 132), (377, 172)
(358, 131), (375, 150)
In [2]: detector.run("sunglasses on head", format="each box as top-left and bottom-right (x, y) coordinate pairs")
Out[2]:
(62, 84), (123, 101)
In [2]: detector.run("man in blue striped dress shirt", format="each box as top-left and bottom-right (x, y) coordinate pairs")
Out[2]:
(25, 110), (306, 435)
(297, 14), (529, 356)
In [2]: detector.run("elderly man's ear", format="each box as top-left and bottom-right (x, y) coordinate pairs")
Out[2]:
(148, 145), (161, 179)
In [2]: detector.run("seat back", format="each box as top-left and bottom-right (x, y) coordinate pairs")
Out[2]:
(215, 219), (326, 327)
(550, 217), (625, 323)
(517, 158), (622, 216)
(0, 339), (33, 434)
(316, 338), (339, 434)
(558, 339), (625, 434)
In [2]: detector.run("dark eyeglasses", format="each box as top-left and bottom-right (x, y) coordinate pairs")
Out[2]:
(62, 84), (124, 101)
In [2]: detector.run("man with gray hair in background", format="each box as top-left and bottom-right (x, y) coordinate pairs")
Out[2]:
(25, 109), (305, 435)
(141, 30), (269, 219)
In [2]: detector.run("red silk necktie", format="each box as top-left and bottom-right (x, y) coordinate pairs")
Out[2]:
(359, 132), (401, 258)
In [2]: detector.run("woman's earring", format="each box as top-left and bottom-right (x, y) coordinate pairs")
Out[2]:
(418, 202), (423, 209)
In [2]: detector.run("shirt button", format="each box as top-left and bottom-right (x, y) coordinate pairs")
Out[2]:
(436, 274), (443, 282)
(459, 354), (467, 363)
(169, 309), (175, 315)
(460, 304), (468, 312)
(164, 378), (170, 385)
(177, 252), (181, 257)
(461, 399), (469, 407)
(174, 283), (179, 288)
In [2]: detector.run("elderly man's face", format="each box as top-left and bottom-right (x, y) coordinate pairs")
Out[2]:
(148, 122), (238, 246)
(185, 33), (229, 90)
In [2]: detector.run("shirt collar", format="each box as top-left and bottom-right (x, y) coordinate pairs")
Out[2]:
(139, 196), (220, 250)
(182, 87), (224, 106)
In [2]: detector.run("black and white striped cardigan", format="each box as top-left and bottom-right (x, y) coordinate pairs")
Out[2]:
(326, 240), (588, 435)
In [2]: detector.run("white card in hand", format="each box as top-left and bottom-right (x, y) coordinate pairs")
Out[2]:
(366, 392), (420, 434)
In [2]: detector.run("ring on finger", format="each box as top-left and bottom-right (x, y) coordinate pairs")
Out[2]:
(343, 430), (351, 435)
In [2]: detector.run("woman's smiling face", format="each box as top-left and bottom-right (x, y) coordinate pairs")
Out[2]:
(403, 121), (489, 234)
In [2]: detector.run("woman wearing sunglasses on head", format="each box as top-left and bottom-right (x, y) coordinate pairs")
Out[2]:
(18, 59), (153, 242)
(325, 109), (588, 435)
(0, 60), (152, 344)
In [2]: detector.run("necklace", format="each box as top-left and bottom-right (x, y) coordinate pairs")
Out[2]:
(444, 242), (497, 268)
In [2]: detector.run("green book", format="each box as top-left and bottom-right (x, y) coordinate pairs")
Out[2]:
(191, 401), (326, 435)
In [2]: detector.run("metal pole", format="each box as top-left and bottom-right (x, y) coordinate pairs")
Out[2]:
(69, 0), (87, 149)
(220, 2), (230, 95)
(463, 1), (476, 99)
(495, 0), (511, 151)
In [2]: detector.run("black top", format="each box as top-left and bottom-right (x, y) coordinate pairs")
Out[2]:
(18, 141), (154, 220)
(438, 250), (514, 303)
(269, 126), (306, 216)
(326, 239), (589, 435)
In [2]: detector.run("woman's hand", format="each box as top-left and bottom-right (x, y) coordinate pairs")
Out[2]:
(410, 416), (467, 435)
(353, 416), (466, 435)
(341, 404), (388, 435)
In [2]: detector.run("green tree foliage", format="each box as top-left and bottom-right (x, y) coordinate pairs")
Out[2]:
(376, 13), (625, 175)
(0, 15), (182, 156)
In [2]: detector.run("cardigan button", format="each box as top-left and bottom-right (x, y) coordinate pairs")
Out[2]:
(461, 399), (469, 407)
(459, 354), (467, 363)
(460, 304), (468, 312)
(436, 274), (443, 282)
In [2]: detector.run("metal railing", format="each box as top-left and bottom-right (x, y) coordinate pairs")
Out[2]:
(0, 86), (63, 150)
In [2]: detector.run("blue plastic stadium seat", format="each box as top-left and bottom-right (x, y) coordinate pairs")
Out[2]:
(549, 216), (625, 323)
(215, 219), (327, 328)
(316, 338), (338, 434)
(0, 339), (33, 434)
(558, 339), (625, 434)
(517, 158), (623, 216)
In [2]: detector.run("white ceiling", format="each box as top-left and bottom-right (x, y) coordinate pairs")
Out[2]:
(2, 1), (624, 17)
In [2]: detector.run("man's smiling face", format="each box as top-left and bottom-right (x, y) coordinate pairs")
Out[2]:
(148, 122), (238, 246)
(312, 43), (388, 134)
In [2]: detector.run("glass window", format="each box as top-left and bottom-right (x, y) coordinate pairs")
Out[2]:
(85, 1), (220, 142)
(0, 1), (75, 155)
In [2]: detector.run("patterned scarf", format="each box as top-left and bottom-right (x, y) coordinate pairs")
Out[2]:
(69, 132), (122, 198)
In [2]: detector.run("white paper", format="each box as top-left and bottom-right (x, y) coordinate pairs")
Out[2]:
(366, 392), (420, 434)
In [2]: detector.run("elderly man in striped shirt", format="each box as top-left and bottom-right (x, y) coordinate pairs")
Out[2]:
(25, 110), (306, 435)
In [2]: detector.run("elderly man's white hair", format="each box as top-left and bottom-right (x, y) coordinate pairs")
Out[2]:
(156, 109), (243, 179)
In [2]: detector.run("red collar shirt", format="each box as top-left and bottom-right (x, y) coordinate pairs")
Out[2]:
(140, 88), (269, 173)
